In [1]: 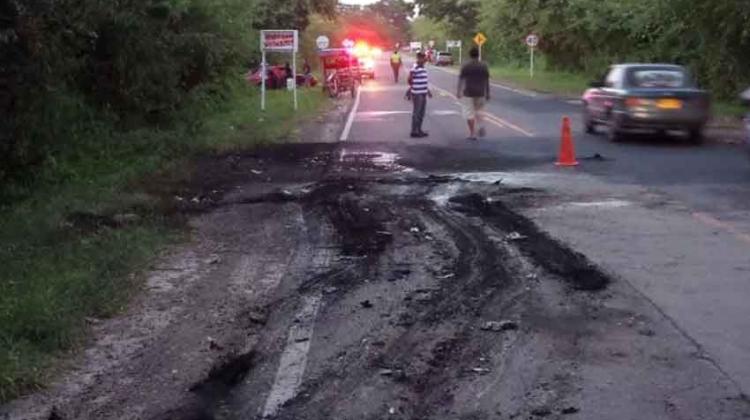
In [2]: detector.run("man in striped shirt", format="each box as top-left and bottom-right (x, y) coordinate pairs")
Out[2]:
(408, 52), (432, 138)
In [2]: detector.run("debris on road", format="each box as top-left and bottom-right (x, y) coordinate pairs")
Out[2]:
(561, 406), (580, 415)
(360, 300), (374, 309)
(531, 406), (552, 417)
(481, 320), (519, 332)
(581, 153), (609, 161)
(323, 286), (339, 295)
(470, 367), (491, 375)
(638, 328), (656, 337)
(207, 337), (224, 351)
(505, 232), (528, 241)
(250, 169), (264, 175)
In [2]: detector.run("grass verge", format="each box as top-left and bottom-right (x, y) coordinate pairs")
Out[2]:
(0, 82), (328, 403)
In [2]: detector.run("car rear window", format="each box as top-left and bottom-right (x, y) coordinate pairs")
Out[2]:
(628, 68), (688, 88)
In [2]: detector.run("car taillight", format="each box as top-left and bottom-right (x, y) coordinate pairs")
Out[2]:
(625, 97), (651, 108)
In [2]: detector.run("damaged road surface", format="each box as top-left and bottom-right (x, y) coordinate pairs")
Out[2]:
(6, 141), (749, 420)
(6, 60), (750, 420)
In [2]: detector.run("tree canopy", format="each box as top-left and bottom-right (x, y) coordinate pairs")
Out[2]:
(415, 0), (750, 98)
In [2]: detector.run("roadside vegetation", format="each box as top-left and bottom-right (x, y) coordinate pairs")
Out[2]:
(0, 0), (336, 402)
(413, 0), (750, 109)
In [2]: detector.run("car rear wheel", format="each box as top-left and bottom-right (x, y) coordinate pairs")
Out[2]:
(687, 127), (704, 144)
(583, 106), (596, 134)
(608, 121), (624, 142)
(327, 79), (339, 98)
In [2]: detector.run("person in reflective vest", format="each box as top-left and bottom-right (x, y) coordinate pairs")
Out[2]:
(390, 50), (403, 83)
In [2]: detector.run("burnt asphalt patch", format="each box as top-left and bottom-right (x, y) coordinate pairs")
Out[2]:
(30, 137), (750, 420)
(449, 193), (610, 291)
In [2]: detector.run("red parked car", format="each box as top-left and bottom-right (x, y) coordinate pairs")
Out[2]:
(246, 65), (316, 89)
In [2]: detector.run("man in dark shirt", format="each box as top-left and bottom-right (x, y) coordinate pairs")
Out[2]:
(457, 47), (490, 140)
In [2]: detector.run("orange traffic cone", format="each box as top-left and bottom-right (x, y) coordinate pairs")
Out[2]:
(556, 116), (579, 167)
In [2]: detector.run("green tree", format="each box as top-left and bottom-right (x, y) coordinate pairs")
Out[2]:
(0, 0), (337, 186)
(414, 0), (480, 35)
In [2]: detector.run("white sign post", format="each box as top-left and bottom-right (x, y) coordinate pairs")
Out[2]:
(473, 33), (487, 61)
(260, 30), (299, 111)
(446, 40), (462, 65)
(525, 34), (539, 79)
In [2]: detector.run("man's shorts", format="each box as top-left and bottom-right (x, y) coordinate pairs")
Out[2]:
(461, 96), (486, 120)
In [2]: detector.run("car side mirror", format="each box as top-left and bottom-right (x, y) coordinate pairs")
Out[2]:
(589, 81), (605, 88)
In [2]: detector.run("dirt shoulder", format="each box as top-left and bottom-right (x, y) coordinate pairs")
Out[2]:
(4, 133), (749, 419)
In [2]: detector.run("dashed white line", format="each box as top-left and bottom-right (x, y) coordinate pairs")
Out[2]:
(262, 294), (322, 418)
(340, 86), (362, 141)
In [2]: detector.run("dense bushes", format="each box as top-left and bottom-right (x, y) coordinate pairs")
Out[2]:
(0, 0), (334, 192)
(415, 0), (750, 98)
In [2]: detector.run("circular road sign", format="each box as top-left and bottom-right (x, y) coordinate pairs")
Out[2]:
(526, 34), (539, 48)
(316, 35), (330, 50)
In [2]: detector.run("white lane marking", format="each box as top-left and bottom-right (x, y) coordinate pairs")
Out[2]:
(537, 200), (633, 211)
(432, 109), (460, 116)
(431, 84), (458, 100)
(567, 200), (632, 208)
(430, 65), (539, 98)
(490, 81), (539, 98)
(262, 294), (322, 418)
(361, 85), (407, 92)
(355, 109), (460, 118)
(358, 110), (410, 116)
(340, 86), (362, 141)
(567, 99), (582, 105)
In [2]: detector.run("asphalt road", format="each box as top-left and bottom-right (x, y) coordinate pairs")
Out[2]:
(346, 57), (750, 396)
(5, 58), (750, 420)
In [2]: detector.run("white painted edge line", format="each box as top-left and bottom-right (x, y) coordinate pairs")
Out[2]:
(262, 294), (322, 418)
(340, 86), (362, 141)
(429, 65), (538, 98)
(490, 81), (539, 98)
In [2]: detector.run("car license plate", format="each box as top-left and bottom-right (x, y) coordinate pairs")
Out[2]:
(657, 98), (683, 109)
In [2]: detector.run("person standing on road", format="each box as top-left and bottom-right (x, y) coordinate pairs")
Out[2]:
(457, 47), (490, 141)
(390, 49), (403, 83)
(302, 59), (312, 86)
(408, 52), (432, 138)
